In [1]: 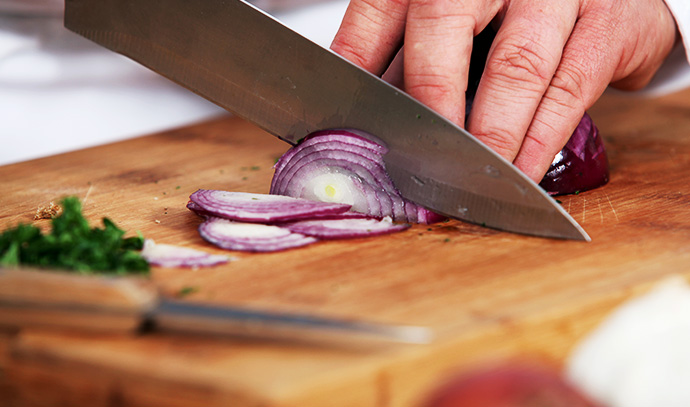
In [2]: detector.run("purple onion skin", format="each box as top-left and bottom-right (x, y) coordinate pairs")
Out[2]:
(538, 113), (610, 196)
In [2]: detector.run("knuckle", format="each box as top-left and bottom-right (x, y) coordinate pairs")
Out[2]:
(488, 36), (555, 86)
(406, 72), (458, 100)
(472, 126), (522, 161)
(331, 35), (375, 70)
(549, 63), (588, 109)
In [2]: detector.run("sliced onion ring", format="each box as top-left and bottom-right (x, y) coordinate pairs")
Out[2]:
(141, 239), (232, 267)
(283, 216), (410, 239)
(270, 130), (445, 224)
(189, 189), (352, 223)
(199, 217), (317, 252)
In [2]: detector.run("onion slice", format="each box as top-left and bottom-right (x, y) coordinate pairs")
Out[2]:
(283, 216), (410, 239)
(189, 189), (352, 223)
(141, 239), (232, 267)
(270, 130), (445, 224)
(198, 217), (317, 252)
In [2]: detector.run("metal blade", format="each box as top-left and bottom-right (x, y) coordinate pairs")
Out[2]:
(64, 0), (589, 240)
(151, 299), (433, 345)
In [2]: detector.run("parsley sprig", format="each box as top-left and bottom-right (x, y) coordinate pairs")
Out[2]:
(0, 197), (149, 275)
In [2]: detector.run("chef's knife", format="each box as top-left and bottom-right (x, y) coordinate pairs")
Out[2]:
(63, 0), (589, 241)
(0, 268), (432, 345)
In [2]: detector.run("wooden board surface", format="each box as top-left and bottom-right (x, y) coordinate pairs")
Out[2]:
(2, 88), (690, 407)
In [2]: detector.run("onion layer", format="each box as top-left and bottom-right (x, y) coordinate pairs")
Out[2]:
(270, 130), (445, 224)
(283, 216), (410, 239)
(189, 189), (352, 222)
(141, 239), (231, 267)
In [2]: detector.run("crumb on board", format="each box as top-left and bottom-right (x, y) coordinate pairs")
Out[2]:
(34, 202), (62, 220)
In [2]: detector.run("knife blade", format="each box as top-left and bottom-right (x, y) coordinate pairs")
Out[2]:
(0, 268), (432, 345)
(63, 0), (589, 241)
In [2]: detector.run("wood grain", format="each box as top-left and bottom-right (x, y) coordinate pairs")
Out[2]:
(2, 88), (690, 406)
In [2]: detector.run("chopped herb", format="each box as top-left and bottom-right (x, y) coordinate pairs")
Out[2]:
(250, 166), (260, 171)
(175, 186), (181, 190)
(0, 196), (149, 275)
(443, 238), (451, 243)
(555, 199), (563, 204)
(177, 286), (199, 297)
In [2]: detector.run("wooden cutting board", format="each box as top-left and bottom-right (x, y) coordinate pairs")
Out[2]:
(2, 88), (690, 407)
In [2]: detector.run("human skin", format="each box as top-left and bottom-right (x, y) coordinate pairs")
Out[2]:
(330, 0), (679, 182)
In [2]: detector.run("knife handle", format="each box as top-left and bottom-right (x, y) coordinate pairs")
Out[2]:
(0, 268), (159, 333)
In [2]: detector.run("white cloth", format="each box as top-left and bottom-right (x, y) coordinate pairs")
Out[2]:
(665, 0), (690, 59)
(0, 0), (349, 165)
(638, 0), (690, 96)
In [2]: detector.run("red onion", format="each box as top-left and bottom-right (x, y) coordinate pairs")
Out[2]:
(199, 217), (318, 252)
(283, 216), (410, 239)
(140, 239), (231, 267)
(270, 130), (445, 224)
(538, 113), (609, 196)
(188, 190), (412, 252)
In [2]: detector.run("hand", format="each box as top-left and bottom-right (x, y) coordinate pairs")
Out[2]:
(330, 0), (679, 182)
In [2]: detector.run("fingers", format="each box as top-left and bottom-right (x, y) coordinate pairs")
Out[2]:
(330, 0), (409, 75)
(403, 0), (501, 126)
(512, 5), (620, 181)
(403, 0), (478, 125)
(467, 0), (579, 166)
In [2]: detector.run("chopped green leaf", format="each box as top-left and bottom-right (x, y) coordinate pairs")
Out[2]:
(0, 196), (149, 275)
(177, 286), (199, 297)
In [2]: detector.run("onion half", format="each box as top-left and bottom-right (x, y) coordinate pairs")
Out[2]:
(270, 130), (445, 224)
(538, 113), (609, 196)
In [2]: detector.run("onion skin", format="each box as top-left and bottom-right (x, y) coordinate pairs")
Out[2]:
(538, 113), (609, 196)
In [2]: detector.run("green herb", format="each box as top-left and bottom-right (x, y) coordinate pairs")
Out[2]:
(0, 196), (149, 275)
(177, 286), (199, 297)
(443, 238), (451, 243)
